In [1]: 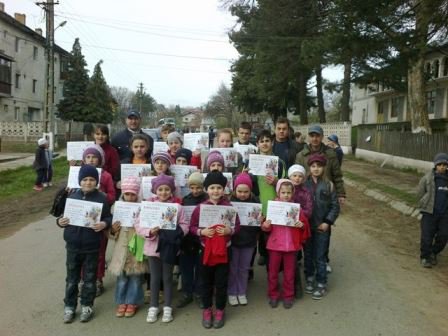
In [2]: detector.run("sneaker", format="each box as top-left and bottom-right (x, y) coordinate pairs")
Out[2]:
(268, 298), (279, 308)
(162, 306), (173, 323)
(283, 300), (294, 309)
(124, 304), (138, 318)
(257, 255), (266, 266)
(237, 295), (248, 305)
(96, 280), (104, 297)
(213, 309), (225, 329)
(146, 307), (159, 323)
(176, 294), (193, 308)
(305, 279), (314, 294)
(48, 182), (53, 187)
(202, 308), (213, 329)
(421, 258), (432, 268)
(63, 307), (75, 324)
(116, 304), (127, 318)
(228, 295), (238, 306)
(326, 263), (332, 273)
(431, 253), (438, 266)
(80, 306), (94, 322)
(312, 284), (327, 300)
(43, 182), (49, 187)
(33, 185), (43, 191)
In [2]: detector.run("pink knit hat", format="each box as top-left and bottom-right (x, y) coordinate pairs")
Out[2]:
(151, 174), (176, 194)
(276, 178), (294, 194)
(234, 173), (253, 190)
(207, 151), (225, 170)
(83, 144), (105, 167)
(121, 176), (141, 195)
(151, 151), (173, 166)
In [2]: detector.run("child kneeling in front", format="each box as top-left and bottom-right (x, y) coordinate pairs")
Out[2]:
(189, 171), (240, 329)
(56, 164), (112, 323)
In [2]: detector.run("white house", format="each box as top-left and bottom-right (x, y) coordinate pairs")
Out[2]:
(352, 46), (448, 125)
(0, 3), (69, 122)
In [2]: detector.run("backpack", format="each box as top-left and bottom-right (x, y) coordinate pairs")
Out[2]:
(50, 187), (69, 217)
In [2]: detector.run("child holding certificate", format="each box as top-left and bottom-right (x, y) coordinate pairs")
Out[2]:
(109, 176), (148, 318)
(189, 171), (240, 329)
(56, 164), (112, 324)
(228, 173), (261, 306)
(303, 154), (340, 300)
(150, 151), (173, 177)
(261, 179), (309, 309)
(167, 132), (202, 169)
(135, 174), (188, 324)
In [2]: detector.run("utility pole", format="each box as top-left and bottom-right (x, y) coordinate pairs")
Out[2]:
(137, 82), (144, 114)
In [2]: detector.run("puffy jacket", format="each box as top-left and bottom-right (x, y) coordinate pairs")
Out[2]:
(230, 194), (260, 248)
(416, 170), (448, 215)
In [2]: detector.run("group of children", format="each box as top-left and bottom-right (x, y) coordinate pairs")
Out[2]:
(54, 124), (340, 329)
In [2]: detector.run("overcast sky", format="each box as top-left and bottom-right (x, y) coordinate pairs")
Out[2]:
(5, 0), (342, 107)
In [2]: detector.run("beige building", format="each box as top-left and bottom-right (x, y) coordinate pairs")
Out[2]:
(0, 3), (68, 122)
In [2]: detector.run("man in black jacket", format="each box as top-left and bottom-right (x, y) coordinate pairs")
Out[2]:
(272, 117), (301, 170)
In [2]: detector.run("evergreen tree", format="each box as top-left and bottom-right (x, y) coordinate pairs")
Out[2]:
(85, 60), (114, 123)
(57, 38), (89, 121)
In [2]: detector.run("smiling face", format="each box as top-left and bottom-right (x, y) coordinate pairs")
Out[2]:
(126, 116), (140, 131)
(131, 139), (149, 160)
(207, 184), (224, 203)
(94, 129), (108, 145)
(257, 136), (273, 154)
(80, 176), (97, 193)
(156, 185), (172, 202)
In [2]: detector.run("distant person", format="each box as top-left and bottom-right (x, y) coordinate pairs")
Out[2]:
(294, 131), (305, 153)
(233, 122), (258, 165)
(111, 111), (154, 161)
(327, 134), (344, 166)
(160, 124), (176, 142)
(208, 126), (215, 148)
(32, 138), (52, 191)
(83, 123), (94, 141)
(417, 153), (448, 268)
(272, 117), (300, 170)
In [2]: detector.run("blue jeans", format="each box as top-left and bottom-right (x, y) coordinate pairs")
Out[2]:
(304, 229), (330, 285)
(179, 252), (202, 297)
(114, 273), (144, 305)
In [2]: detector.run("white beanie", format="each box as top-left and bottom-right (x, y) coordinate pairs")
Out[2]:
(38, 138), (48, 146)
(288, 164), (306, 178)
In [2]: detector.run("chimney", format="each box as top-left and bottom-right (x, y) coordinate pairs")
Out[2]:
(0, 3), (4, 12)
(35, 28), (43, 35)
(14, 13), (26, 25)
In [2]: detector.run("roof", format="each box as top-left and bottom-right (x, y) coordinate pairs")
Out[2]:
(0, 11), (69, 57)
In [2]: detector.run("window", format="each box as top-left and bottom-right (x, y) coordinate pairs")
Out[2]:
(433, 60), (440, 78)
(33, 46), (38, 60)
(32, 79), (37, 93)
(443, 57), (448, 77)
(15, 73), (20, 89)
(14, 107), (20, 121)
(15, 37), (19, 52)
(391, 97), (401, 118)
(426, 90), (436, 114)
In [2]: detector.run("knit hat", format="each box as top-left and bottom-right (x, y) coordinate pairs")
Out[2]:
(204, 171), (227, 189)
(327, 134), (339, 145)
(276, 178), (294, 194)
(207, 151), (225, 170)
(78, 164), (99, 185)
(188, 172), (204, 187)
(151, 173), (176, 194)
(288, 164), (306, 178)
(151, 151), (172, 166)
(37, 138), (48, 146)
(121, 176), (141, 195)
(176, 148), (192, 164)
(83, 144), (105, 167)
(434, 153), (448, 166)
(167, 131), (183, 144)
(307, 153), (327, 166)
(234, 172), (253, 190)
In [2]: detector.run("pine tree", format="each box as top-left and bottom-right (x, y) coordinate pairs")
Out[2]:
(85, 60), (114, 123)
(56, 38), (89, 121)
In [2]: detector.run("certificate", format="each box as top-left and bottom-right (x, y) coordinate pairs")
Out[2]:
(63, 198), (103, 228)
(153, 141), (169, 154)
(248, 154), (279, 176)
(184, 133), (209, 151)
(67, 166), (102, 188)
(215, 148), (238, 168)
(171, 165), (199, 187)
(112, 201), (141, 227)
(120, 164), (152, 181)
(266, 201), (300, 226)
(235, 144), (256, 162)
(67, 141), (94, 161)
(140, 201), (179, 230)
(182, 205), (196, 225)
(141, 176), (157, 200)
(231, 202), (262, 227)
(202, 172), (233, 193)
(199, 204), (237, 228)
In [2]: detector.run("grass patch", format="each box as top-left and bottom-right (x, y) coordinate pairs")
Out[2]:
(345, 154), (422, 177)
(0, 142), (37, 153)
(0, 156), (68, 201)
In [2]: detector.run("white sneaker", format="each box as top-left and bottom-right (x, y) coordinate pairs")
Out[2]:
(146, 307), (159, 323)
(228, 295), (238, 306)
(326, 263), (332, 273)
(43, 182), (49, 187)
(237, 295), (248, 305)
(162, 306), (173, 323)
(48, 182), (53, 187)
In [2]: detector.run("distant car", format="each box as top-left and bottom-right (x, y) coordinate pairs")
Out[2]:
(158, 118), (175, 127)
(142, 128), (162, 141)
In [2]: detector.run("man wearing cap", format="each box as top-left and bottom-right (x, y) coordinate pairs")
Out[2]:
(272, 117), (301, 170)
(111, 111), (154, 161)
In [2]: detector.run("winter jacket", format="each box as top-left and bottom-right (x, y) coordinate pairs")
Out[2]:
(230, 194), (261, 248)
(181, 192), (208, 254)
(293, 184), (313, 219)
(135, 196), (188, 258)
(99, 170), (116, 205)
(304, 176), (340, 228)
(111, 129), (154, 161)
(58, 189), (112, 253)
(33, 146), (50, 170)
(417, 170), (448, 215)
(100, 142), (120, 181)
(273, 138), (300, 170)
(295, 143), (346, 198)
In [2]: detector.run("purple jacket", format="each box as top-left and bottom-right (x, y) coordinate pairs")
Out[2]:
(293, 184), (313, 219)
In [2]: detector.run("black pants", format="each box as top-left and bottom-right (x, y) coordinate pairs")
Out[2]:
(258, 232), (268, 258)
(201, 262), (229, 310)
(420, 213), (448, 259)
(64, 250), (98, 309)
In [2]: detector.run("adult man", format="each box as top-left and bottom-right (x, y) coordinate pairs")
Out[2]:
(272, 117), (301, 170)
(233, 121), (258, 165)
(111, 111), (154, 161)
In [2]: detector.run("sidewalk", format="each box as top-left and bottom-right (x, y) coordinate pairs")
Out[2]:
(0, 149), (66, 172)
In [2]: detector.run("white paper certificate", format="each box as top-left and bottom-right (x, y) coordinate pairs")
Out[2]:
(171, 165), (199, 187)
(215, 148), (238, 168)
(120, 164), (152, 181)
(67, 141), (94, 161)
(112, 201), (141, 227)
(266, 201), (300, 226)
(231, 202), (262, 226)
(141, 176), (157, 200)
(67, 166), (102, 188)
(202, 172), (233, 193)
(63, 198), (104, 228)
(235, 144), (256, 162)
(248, 154), (279, 176)
(184, 133), (209, 151)
(199, 204), (237, 228)
(140, 201), (179, 230)
(182, 205), (196, 225)
(153, 141), (169, 154)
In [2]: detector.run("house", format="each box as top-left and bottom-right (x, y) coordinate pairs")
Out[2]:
(181, 108), (203, 132)
(0, 2), (69, 122)
(352, 45), (448, 126)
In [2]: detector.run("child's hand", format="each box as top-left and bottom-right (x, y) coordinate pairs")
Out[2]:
(92, 221), (107, 232)
(295, 220), (304, 228)
(111, 221), (121, 234)
(216, 225), (231, 236)
(58, 217), (70, 227)
(262, 220), (272, 230)
(201, 227), (215, 238)
(116, 181), (122, 189)
(150, 227), (160, 236)
(69, 160), (77, 166)
(317, 223), (329, 232)
(265, 175), (276, 186)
